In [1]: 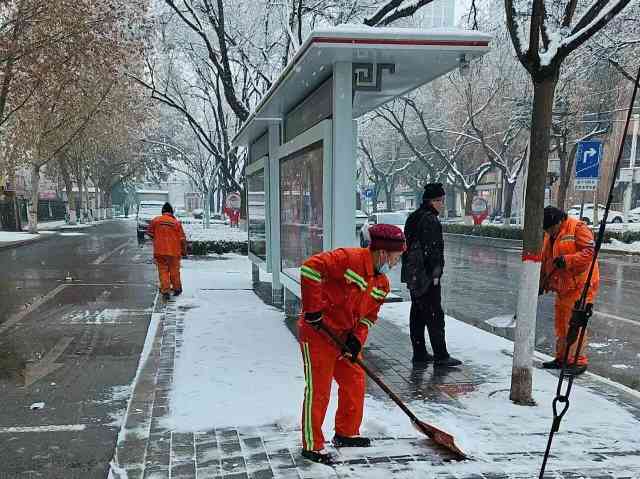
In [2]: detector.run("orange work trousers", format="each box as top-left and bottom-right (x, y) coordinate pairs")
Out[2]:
(155, 255), (182, 294)
(299, 323), (365, 452)
(554, 289), (596, 366)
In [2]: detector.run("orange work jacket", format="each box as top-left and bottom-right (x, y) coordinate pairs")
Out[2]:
(542, 217), (599, 296)
(300, 247), (390, 345)
(147, 213), (186, 257)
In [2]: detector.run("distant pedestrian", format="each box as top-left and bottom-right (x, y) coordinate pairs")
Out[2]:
(298, 224), (405, 465)
(540, 206), (599, 376)
(146, 202), (187, 301)
(401, 182), (462, 367)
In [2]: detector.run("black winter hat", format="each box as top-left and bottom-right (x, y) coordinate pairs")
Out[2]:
(423, 182), (446, 201)
(543, 206), (566, 230)
(162, 202), (174, 214)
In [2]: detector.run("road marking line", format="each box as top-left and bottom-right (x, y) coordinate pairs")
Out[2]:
(594, 310), (639, 326)
(25, 337), (74, 387)
(0, 284), (67, 335)
(92, 241), (131, 265)
(0, 424), (86, 433)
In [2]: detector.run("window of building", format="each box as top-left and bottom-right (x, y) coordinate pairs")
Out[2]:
(248, 168), (267, 261)
(280, 141), (324, 279)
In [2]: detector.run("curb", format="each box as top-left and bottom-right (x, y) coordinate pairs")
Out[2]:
(0, 233), (56, 251)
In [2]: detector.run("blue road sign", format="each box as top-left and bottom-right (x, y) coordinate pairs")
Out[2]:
(575, 140), (602, 179)
(364, 188), (374, 199)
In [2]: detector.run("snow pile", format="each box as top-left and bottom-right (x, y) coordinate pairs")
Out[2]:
(0, 231), (39, 243)
(603, 239), (640, 253)
(183, 223), (247, 242)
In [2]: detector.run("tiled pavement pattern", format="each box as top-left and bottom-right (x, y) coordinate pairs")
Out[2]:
(114, 284), (640, 479)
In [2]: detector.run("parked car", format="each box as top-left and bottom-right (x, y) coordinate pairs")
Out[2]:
(192, 208), (204, 219)
(628, 207), (640, 223)
(567, 203), (625, 224)
(360, 210), (410, 247)
(355, 209), (368, 236)
(136, 200), (165, 242)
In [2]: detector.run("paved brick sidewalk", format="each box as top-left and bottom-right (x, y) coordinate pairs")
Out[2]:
(111, 282), (640, 479)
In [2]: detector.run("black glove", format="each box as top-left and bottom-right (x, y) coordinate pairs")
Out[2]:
(538, 286), (545, 296)
(304, 311), (322, 327)
(553, 256), (566, 269)
(343, 333), (361, 362)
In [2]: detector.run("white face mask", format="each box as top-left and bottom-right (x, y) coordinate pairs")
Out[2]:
(377, 252), (394, 275)
(378, 262), (391, 275)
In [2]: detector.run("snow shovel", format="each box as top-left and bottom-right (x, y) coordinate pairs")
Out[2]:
(316, 322), (467, 460)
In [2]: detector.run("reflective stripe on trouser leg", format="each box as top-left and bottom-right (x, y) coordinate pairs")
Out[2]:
(301, 342), (315, 450)
(333, 357), (365, 437)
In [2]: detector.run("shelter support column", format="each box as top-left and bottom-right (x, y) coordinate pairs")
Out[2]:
(268, 124), (283, 307)
(332, 62), (356, 248)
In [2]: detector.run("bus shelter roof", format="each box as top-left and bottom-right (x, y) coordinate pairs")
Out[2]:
(233, 25), (491, 147)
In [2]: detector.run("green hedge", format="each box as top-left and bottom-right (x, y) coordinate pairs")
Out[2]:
(188, 240), (248, 256)
(442, 224), (524, 240)
(442, 224), (640, 244)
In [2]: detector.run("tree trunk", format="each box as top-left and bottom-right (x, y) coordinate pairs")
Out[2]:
(510, 76), (558, 406)
(503, 181), (516, 223)
(77, 176), (85, 223)
(463, 188), (475, 224)
(204, 188), (211, 229)
(60, 161), (76, 224)
(28, 163), (40, 233)
(105, 191), (113, 218)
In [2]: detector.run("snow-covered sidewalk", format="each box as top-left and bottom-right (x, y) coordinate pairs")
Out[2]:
(112, 254), (640, 479)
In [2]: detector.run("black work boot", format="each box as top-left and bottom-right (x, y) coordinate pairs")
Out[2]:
(332, 434), (371, 448)
(412, 352), (434, 367)
(162, 292), (171, 302)
(564, 364), (587, 376)
(301, 449), (335, 465)
(434, 356), (462, 367)
(173, 289), (182, 297)
(542, 358), (563, 369)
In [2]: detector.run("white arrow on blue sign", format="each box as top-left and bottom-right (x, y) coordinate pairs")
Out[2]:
(575, 140), (602, 179)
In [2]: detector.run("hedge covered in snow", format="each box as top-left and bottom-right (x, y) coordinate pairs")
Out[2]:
(442, 224), (640, 245)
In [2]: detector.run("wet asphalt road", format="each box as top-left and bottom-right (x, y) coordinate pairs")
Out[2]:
(0, 219), (157, 478)
(387, 236), (640, 391)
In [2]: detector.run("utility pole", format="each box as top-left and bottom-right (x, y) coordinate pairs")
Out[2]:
(623, 114), (639, 216)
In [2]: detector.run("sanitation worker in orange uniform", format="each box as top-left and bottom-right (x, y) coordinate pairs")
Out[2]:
(298, 224), (406, 465)
(147, 202), (187, 301)
(540, 206), (599, 376)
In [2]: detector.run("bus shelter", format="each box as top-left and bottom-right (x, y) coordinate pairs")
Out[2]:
(233, 26), (491, 308)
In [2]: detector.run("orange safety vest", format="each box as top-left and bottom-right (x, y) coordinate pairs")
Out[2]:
(300, 248), (390, 345)
(147, 213), (186, 257)
(542, 217), (599, 296)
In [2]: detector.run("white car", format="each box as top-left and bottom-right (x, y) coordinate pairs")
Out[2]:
(355, 209), (369, 236)
(567, 203), (625, 224)
(360, 210), (410, 247)
(628, 207), (640, 223)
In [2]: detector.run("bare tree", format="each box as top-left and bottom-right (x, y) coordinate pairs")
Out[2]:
(504, 0), (634, 405)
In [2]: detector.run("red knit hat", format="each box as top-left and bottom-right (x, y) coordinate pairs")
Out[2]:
(368, 224), (406, 252)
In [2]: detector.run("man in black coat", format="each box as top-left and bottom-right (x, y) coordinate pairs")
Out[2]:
(401, 183), (462, 367)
